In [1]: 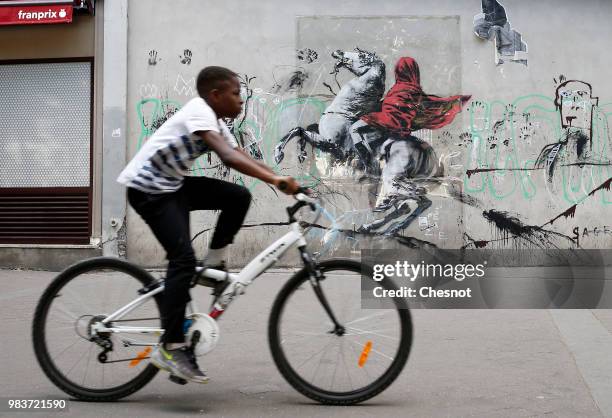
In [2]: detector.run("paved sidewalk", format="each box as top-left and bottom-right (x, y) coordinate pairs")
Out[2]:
(1, 268), (611, 417)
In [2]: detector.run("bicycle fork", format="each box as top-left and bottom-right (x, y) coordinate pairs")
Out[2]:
(299, 247), (346, 336)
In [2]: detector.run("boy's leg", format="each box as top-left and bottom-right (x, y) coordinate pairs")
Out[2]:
(127, 188), (194, 344)
(181, 177), (251, 258)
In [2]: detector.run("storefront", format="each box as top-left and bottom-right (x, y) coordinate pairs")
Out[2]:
(0, 0), (107, 267)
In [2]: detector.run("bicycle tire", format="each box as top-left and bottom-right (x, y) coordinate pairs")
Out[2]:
(268, 259), (412, 405)
(32, 257), (162, 401)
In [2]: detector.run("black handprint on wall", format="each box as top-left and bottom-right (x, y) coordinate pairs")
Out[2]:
(148, 50), (158, 66)
(180, 49), (192, 65)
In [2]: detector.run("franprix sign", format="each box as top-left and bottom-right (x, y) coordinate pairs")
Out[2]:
(0, 5), (73, 26)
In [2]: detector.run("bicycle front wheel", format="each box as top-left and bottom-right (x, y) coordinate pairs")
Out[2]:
(268, 259), (412, 405)
(32, 257), (162, 401)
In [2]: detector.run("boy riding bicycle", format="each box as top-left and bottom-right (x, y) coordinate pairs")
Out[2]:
(117, 66), (299, 383)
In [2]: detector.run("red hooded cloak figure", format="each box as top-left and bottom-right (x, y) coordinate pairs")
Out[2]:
(361, 57), (471, 138)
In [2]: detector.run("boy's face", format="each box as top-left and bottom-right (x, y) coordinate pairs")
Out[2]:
(209, 77), (243, 119)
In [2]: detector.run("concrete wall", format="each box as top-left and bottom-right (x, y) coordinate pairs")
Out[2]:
(125, 0), (612, 267)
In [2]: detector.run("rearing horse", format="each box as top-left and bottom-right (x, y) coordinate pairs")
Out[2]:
(274, 48), (386, 168)
(276, 49), (476, 237)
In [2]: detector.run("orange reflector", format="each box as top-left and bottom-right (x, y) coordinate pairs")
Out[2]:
(129, 347), (152, 367)
(358, 340), (373, 367)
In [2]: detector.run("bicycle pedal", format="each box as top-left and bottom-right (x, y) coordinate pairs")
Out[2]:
(168, 374), (188, 385)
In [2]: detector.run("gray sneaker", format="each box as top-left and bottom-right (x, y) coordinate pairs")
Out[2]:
(150, 345), (209, 384)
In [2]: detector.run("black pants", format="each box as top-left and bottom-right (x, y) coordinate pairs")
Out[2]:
(127, 177), (251, 343)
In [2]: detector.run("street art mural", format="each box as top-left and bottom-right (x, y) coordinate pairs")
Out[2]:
(133, 18), (611, 260)
(463, 79), (612, 206)
(473, 0), (528, 65)
(274, 50), (472, 237)
(462, 76), (612, 250)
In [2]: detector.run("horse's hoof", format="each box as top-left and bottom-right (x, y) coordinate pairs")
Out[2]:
(372, 206), (387, 213)
(297, 151), (308, 163)
(373, 194), (401, 212)
(274, 146), (285, 164)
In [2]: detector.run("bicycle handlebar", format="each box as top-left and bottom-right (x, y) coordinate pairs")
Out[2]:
(277, 180), (308, 193)
(278, 181), (316, 205)
(295, 192), (317, 206)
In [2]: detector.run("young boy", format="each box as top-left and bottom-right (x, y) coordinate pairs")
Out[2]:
(117, 66), (299, 383)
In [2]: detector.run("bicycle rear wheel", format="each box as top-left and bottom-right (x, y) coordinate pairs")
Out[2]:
(32, 257), (162, 401)
(268, 259), (412, 405)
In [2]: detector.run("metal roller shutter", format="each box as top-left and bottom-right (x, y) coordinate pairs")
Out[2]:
(0, 59), (92, 244)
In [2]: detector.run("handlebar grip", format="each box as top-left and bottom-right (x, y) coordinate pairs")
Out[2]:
(278, 180), (310, 195)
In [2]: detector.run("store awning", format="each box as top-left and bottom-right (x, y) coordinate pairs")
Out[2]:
(0, 1), (94, 26)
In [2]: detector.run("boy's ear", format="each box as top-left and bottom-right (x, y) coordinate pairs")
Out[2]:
(208, 88), (220, 100)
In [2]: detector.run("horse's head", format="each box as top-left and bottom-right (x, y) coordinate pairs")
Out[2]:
(331, 48), (382, 76)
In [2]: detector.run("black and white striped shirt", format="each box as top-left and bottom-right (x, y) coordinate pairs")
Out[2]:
(117, 98), (238, 193)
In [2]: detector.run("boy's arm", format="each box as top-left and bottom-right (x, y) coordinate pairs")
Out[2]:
(196, 130), (299, 193)
(235, 148), (276, 175)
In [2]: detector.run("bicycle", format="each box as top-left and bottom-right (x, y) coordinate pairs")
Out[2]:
(32, 190), (413, 405)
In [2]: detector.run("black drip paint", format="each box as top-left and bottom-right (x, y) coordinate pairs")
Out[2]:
(588, 177), (612, 197)
(484, 209), (535, 234)
(483, 210), (542, 246)
(483, 210), (575, 248)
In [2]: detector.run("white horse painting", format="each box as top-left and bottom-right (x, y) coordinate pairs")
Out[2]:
(274, 48), (386, 171)
(276, 48), (476, 236)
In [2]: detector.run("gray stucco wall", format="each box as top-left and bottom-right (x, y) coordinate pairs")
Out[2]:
(124, 0), (612, 267)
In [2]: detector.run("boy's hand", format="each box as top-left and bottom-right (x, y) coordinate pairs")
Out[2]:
(275, 176), (300, 195)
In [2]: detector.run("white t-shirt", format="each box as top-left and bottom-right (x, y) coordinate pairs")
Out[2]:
(117, 97), (238, 193)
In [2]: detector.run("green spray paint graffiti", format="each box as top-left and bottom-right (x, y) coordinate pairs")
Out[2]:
(463, 93), (612, 205)
(134, 94), (327, 191)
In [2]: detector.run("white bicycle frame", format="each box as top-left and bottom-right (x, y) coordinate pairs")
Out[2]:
(91, 220), (309, 339)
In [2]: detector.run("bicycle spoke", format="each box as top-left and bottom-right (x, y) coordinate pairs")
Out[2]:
(345, 325), (400, 341)
(330, 339), (344, 390)
(60, 285), (91, 314)
(284, 306), (333, 326)
(296, 335), (337, 371)
(49, 301), (81, 323)
(45, 324), (78, 333)
(65, 342), (91, 379)
(345, 311), (388, 326)
(52, 337), (87, 362)
(281, 331), (329, 345)
(310, 339), (329, 383)
(82, 342), (94, 386)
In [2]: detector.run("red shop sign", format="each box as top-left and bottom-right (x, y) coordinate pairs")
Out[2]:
(0, 4), (73, 26)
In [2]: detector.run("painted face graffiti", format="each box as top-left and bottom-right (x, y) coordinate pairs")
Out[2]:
(555, 80), (597, 131)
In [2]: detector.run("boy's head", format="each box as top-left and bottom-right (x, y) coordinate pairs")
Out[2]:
(197, 66), (243, 118)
